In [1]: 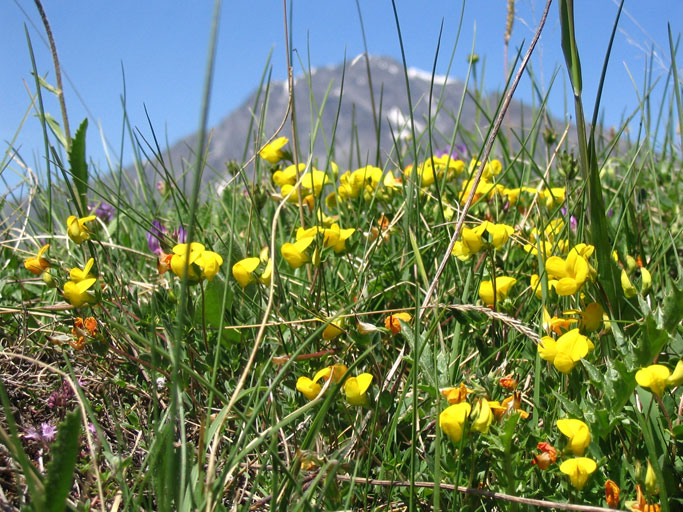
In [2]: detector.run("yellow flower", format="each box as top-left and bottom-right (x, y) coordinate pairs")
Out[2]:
(70, 258), (96, 282)
(296, 377), (322, 400)
(232, 257), (260, 288)
(470, 398), (493, 434)
(259, 136), (288, 164)
(668, 360), (683, 387)
(539, 329), (592, 374)
(281, 236), (315, 269)
(63, 278), (97, 307)
(197, 250), (223, 281)
(439, 402), (472, 443)
(273, 163), (304, 187)
(560, 457), (597, 490)
(170, 242), (205, 281)
(546, 249), (590, 296)
(645, 460), (659, 495)
(579, 302), (604, 333)
(556, 418), (591, 456)
(486, 222), (514, 249)
(66, 215), (97, 244)
(170, 243), (222, 282)
(321, 318), (344, 340)
(313, 363), (348, 384)
(296, 363), (348, 401)
(635, 364), (672, 397)
(344, 373), (373, 406)
(24, 244), (50, 275)
(541, 187), (566, 208)
(478, 276), (517, 306)
(621, 267), (652, 298)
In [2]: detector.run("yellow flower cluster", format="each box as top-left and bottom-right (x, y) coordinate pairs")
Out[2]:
(296, 363), (373, 406)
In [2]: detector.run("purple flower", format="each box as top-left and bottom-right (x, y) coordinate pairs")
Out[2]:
(561, 207), (578, 232)
(435, 144), (467, 161)
(41, 423), (58, 442)
(47, 380), (74, 409)
(147, 220), (168, 256)
(89, 202), (116, 222)
(25, 422), (58, 444)
(174, 225), (187, 244)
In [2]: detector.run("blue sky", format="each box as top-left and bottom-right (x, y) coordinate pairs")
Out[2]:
(2, 1), (681, 191)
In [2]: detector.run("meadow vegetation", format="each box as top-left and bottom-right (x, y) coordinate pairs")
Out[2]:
(1, 1), (682, 510)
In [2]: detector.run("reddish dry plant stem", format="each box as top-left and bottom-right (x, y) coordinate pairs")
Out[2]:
(238, 464), (627, 512)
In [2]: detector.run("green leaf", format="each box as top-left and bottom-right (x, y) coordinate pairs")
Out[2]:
(37, 75), (61, 96)
(662, 279), (683, 332)
(69, 118), (89, 214)
(43, 113), (67, 148)
(558, 0), (582, 95)
(197, 279), (231, 328)
(636, 314), (670, 366)
(42, 408), (81, 512)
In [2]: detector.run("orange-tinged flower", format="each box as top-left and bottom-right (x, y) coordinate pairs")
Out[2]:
(384, 312), (412, 334)
(605, 480), (620, 508)
(543, 306), (577, 335)
(25, 244), (50, 275)
(157, 253), (173, 274)
(626, 485), (661, 512)
(489, 392), (529, 420)
(560, 457), (597, 490)
(439, 402), (472, 443)
(441, 383), (473, 404)
(499, 375), (517, 390)
(557, 418), (591, 456)
(532, 442), (557, 470)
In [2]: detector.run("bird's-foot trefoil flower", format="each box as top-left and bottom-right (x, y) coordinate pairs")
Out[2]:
(556, 418), (591, 456)
(538, 328), (593, 374)
(478, 276), (517, 306)
(25, 244), (50, 275)
(67, 215), (97, 244)
(344, 373), (373, 406)
(439, 402), (472, 443)
(259, 137), (289, 164)
(560, 457), (597, 490)
(384, 312), (412, 335)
